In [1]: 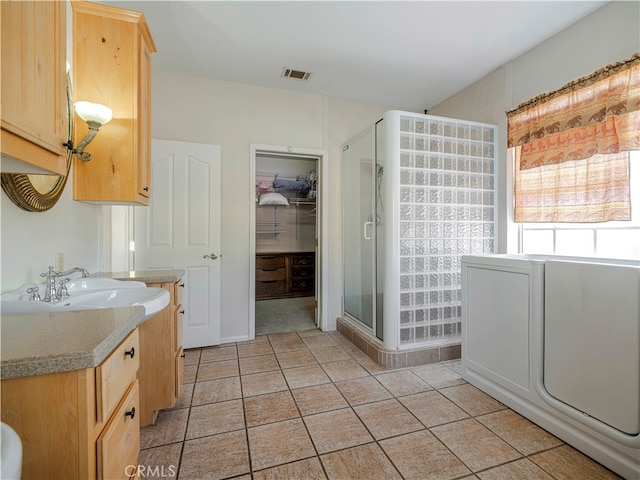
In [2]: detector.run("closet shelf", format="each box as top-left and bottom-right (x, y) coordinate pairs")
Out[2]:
(256, 231), (286, 237)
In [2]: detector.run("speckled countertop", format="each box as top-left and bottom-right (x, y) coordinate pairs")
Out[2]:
(97, 269), (185, 284)
(1, 306), (145, 380)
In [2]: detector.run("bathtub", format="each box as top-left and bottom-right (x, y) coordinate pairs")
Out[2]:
(461, 254), (640, 479)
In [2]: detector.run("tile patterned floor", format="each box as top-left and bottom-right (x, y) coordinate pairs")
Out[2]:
(138, 330), (622, 480)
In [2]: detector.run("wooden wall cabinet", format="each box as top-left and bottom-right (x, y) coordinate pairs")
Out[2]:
(72, 1), (156, 205)
(256, 252), (315, 299)
(0, 329), (140, 479)
(0, 0), (68, 175)
(139, 280), (184, 426)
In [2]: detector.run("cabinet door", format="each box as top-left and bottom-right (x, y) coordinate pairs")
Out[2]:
(137, 35), (152, 199)
(0, 0), (67, 174)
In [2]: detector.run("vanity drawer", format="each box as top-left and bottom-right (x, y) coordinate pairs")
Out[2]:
(97, 380), (140, 480)
(173, 281), (184, 307)
(256, 267), (286, 281)
(96, 328), (139, 423)
(256, 255), (285, 269)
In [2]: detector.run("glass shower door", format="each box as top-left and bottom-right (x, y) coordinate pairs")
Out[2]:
(343, 129), (375, 330)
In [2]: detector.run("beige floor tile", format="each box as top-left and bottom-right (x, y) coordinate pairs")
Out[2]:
(477, 458), (555, 480)
(196, 359), (239, 382)
(179, 430), (250, 480)
(253, 457), (327, 480)
(334, 376), (393, 406)
(276, 349), (318, 369)
(357, 356), (390, 374)
(282, 364), (331, 389)
(431, 418), (521, 472)
(302, 334), (338, 349)
(237, 340), (274, 358)
(183, 364), (197, 384)
(297, 329), (325, 338)
(192, 377), (242, 405)
(320, 443), (402, 480)
(248, 418), (316, 471)
(374, 370), (432, 396)
(200, 344), (238, 363)
(442, 359), (463, 374)
(530, 445), (622, 480)
(399, 390), (469, 427)
(270, 336), (307, 353)
(239, 353), (280, 375)
(353, 399), (424, 440)
(410, 363), (466, 388)
(267, 332), (300, 341)
(303, 407), (373, 454)
(380, 430), (471, 480)
(169, 383), (194, 410)
(311, 345), (354, 363)
(321, 359), (370, 382)
(137, 443), (182, 479)
(244, 390), (300, 427)
(439, 384), (506, 416)
(476, 409), (563, 455)
(183, 348), (201, 365)
(186, 399), (245, 439)
(241, 370), (289, 397)
(291, 383), (349, 415)
(140, 408), (189, 449)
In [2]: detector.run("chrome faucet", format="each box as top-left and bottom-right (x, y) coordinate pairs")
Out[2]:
(39, 266), (91, 302)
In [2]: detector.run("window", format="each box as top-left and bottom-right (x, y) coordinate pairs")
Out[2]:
(520, 150), (640, 260)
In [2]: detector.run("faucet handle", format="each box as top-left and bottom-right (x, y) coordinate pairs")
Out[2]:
(40, 266), (59, 279)
(57, 278), (70, 299)
(26, 287), (41, 302)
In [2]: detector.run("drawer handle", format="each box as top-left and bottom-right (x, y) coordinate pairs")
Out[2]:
(260, 280), (277, 284)
(125, 407), (136, 419)
(180, 283), (185, 288)
(260, 256), (276, 259)
(180, 309), (185, 314)
(180, 353), (186, 359)
(124, 347), (135, 359)
(261, 268), (278, 272)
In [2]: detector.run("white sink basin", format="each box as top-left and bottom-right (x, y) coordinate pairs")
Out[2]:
(1, 422), (22, 480)
(1, 278), (170, 320)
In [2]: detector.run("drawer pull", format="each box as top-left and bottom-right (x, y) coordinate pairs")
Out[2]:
(180, 283), (185, 288)
(180, 309), (185, 314)
(181, 353), (186, 359)
(260, 280), (277, 284)
(260, 256), (276, 259)
(124, 347), (135, 359)
(125, 406), (136, 419)
(261, 268), (278, 272)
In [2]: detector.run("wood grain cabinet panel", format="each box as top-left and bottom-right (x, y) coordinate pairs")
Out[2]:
(72, 1), (156, 205)
(0, 0), (68, 174)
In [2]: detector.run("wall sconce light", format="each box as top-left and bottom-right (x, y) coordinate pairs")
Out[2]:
(64, 101), (113, 162)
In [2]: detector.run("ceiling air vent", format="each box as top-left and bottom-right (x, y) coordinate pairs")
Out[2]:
(281, 67), (312, 81)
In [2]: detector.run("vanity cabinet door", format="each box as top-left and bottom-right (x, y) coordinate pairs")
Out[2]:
(0, 0), (67, 174)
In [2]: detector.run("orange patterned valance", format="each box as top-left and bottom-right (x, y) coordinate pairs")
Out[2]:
(508, 53), (640, 170)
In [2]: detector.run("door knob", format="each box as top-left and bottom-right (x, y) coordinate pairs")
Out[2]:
(203, 252), (218, 260)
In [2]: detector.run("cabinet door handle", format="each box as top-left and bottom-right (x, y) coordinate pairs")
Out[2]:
(180, 283), (185, 288)
(143, 187), (149, 192)
(180, 353), (186, 359)
(180, 309), (185, 314)
(125, 407), (136, 419)
(124, 347), (135, 359)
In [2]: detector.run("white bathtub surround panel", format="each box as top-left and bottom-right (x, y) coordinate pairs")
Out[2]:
(544, 260), (640, 436)
(464, 266), (531, 392)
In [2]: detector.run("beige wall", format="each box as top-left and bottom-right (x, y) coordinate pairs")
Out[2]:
(429, 1), (640, 253)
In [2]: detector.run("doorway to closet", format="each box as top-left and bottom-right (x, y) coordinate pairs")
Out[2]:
(250, 144), (327, 337)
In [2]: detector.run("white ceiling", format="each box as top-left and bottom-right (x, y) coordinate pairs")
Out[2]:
(99, 1), (608, 110)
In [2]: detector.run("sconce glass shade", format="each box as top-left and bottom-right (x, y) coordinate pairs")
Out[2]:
(74, 101), (113, 125)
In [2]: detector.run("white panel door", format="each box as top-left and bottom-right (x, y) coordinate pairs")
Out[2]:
(135, 139), (221, 348)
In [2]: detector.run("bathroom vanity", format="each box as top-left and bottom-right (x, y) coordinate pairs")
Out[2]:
(1, 307), (144, 479)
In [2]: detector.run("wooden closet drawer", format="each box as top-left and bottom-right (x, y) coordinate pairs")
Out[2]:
(96, 329), (139, 423)
(256, 255), (285, 269)
(256, 280), (287, 295)
(256, 268), (286, 281)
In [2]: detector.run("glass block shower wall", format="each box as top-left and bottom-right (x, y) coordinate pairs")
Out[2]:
(397, 113), (496, 347)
